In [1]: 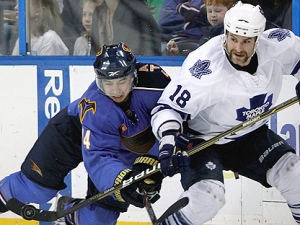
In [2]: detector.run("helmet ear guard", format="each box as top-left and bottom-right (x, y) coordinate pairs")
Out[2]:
(223, 1), (266, 40)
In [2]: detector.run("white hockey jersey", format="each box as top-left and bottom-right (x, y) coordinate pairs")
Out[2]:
(151, 28), (300, 144)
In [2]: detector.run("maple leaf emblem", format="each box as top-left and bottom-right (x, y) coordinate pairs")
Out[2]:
(206, 161), (216, 170)
(189, 59), (212, 79)
(236, 94), (273, 121)
(268, 29), (291, 42)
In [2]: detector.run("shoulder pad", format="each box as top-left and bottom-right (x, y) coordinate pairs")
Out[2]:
(135, 62), (171, 88)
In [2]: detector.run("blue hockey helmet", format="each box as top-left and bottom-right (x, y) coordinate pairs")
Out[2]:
(94, 42), (137, 85)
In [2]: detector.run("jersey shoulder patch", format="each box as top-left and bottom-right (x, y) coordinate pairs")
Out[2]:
(136, 62), (171, 89)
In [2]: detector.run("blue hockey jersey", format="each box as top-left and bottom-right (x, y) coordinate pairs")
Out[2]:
(68, 62), (171, 195)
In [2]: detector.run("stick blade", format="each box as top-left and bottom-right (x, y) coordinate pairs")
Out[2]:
(6, 198), (59, 221)
(155, 197), (189, 225)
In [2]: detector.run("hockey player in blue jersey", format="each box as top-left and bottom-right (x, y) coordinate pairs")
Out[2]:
(0, 42), (170, 225)
(151, 2), (300, 225)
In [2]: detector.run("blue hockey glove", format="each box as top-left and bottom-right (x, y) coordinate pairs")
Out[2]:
(296, 81), (300, 102)
(159, 133), (192, 177)
(115, 155), (163, 208)
(172, 149), (190, 173)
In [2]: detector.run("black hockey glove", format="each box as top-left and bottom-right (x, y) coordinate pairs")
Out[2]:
(296, 81), (300, 102)
(114, 155), (163, 208)
(159, 133), (192, 177)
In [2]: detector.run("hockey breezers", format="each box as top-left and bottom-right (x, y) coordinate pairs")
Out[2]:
(6, 96), (299, 221)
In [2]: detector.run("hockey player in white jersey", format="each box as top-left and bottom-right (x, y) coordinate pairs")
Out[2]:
(151, 1), (300, 224)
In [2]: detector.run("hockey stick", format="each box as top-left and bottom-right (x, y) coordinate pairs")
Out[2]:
(154, 197), (189, 225)
(144, 194), (189, 225)
(7, 164), (163, 221)
(6, 96), (299, 221)
(144, 193), (157, 224)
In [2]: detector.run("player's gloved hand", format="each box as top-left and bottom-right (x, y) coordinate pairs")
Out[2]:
(114, 155), (163, 208)
(296, 81), (300, 102)
(159, 133), (192, 177)
(132, 155), (164, 203)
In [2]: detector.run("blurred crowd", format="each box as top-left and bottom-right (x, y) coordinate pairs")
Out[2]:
(0, 0), (293, 56)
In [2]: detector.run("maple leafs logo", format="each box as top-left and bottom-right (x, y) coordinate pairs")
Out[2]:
(236, 94), (273, 122)
(268, 29), (291, 42)
(189, 59), (212, 79)
(206, 161), (216, 170)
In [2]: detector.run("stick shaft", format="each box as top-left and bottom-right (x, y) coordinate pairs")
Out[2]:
(144, 195), (157, 224)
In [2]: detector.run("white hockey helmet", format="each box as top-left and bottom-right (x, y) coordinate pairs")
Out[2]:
(224, 1), (266, 41)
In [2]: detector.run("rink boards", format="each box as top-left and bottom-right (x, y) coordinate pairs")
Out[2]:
(0, 56), (299, 225)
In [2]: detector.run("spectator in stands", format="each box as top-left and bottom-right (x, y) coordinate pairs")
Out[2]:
(56, 0), (63, 13)
(73, 0), (99, 56)
(166, 0), (236, 56)
(12, 0), (69, 55)
(59, 0), (85, 55)
(279, 0), (292, 30)
(242, 0), (292, 30)
(146, 0), (164, 22)
(0, 0), (17, 55)
(199, 0), (236, 45)
(158, 0), (206, 51)
(90, 0), (161, 56)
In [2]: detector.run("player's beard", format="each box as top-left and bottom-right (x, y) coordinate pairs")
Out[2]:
(228, 49), (251, 67)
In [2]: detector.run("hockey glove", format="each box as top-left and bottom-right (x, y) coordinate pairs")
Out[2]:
(159, 133), (192, 177)
(132, 155), (163, 203)
(296, 81), (300, 102)
(114, 155), (163, 208)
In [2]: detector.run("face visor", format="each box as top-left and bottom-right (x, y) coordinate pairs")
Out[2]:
(96, 72), (136, 99)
